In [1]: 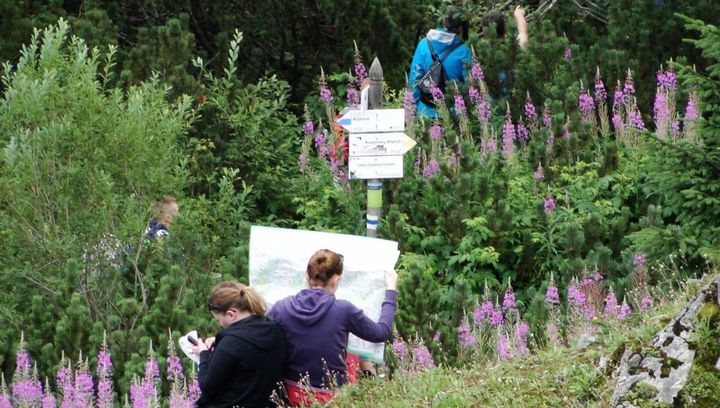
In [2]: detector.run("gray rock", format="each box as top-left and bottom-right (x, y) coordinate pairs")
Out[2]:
(576, 332), (598, 349)
(610, 274), (720, 407)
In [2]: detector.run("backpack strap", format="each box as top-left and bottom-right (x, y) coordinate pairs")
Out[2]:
(427, 39), (463, 63)
(438, 41), (463, 62)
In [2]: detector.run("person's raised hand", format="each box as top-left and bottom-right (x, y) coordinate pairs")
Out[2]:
(192, 338), (209, 355)
(514, 5), (526, 18)
(384, 269), (398, 291)
(204, 336), (216, 350)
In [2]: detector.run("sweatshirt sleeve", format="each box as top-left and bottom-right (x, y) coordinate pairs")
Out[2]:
(345, 290), (397, 343)
(197, 337), (249, 399)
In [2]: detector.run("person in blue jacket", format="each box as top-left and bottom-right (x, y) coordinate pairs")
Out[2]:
(409, 7), (472, 118)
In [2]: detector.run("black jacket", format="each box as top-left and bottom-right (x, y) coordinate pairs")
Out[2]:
(197, 315), (286, 408)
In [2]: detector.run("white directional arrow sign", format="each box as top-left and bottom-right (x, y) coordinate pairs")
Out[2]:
(337, 109), (405, 133)
(349, 132), (417, 157)
(349, 155), (404, 180)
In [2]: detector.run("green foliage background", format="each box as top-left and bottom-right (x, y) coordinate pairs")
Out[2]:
(0, 0), (719, 402)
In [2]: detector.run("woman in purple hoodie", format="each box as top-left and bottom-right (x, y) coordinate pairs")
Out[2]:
(267, 249), (398, 406)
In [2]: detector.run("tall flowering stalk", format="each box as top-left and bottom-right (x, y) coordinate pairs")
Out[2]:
(543, 104), (554, 157)
(1, 374), (12, 408)
(578, 80), (596, 131)
(298, 105), (314, 173)
(41, 378), (56, 408)
(403, 80), (416, 130)
(57, 355), (74, 408)
(496, 330), (513, 361)
(653, 66), (676, 140)
(453, 86), (471, 140)
(544, 273), (562, 347)
(412, 341), (436, 370)
(501, 104), (516, 161)
(167, 334), (189, 408)
(595, 68), (610, 137)
(73, 357), (94, 407)
(97, 332), (114, 408)
(604, 287), (618, 317)
(12, 333), (43, 407)
(683, 91), (700, 140)
(524, 92), (537, 129)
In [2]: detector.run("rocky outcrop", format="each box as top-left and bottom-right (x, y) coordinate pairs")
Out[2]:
(610, 275), (720, 407)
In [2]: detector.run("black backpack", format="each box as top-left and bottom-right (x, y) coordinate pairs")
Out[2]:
(416, 39), (463, 107)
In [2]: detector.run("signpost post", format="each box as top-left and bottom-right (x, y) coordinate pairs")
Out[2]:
(338, 58), (415, 238)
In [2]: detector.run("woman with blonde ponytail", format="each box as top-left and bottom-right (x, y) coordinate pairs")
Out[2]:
(193, 281), (286, 408)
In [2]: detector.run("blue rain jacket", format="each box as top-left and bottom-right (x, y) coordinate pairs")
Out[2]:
(409, 29), (472, 118)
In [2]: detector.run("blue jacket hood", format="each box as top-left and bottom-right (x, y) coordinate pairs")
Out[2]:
(287, 288), (336, 326)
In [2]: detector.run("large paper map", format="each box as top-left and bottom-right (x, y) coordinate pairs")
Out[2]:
(249, 226), (399, 363)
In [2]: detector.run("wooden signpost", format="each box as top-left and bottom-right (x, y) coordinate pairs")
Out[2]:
(337, 58), (416, 236)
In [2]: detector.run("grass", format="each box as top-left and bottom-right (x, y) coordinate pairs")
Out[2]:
(330, 300), (685, 407)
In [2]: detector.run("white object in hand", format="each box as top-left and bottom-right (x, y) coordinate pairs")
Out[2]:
(179, 330), (201, 365)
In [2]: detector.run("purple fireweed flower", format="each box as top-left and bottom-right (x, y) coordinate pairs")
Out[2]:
(97, 377), (113, 408)
(431, 86), (444, 101)
(468, 86), (480, 105)
(56, 360), (73, 404)
(604, 289), (618, 317)
(432, 331), (441, 343)
(595, 71), (607, 102)
(454, 94), (467, 116)
(458, 321), (477, 347)
(629, 107), (645, 130)
(516, 122), (529, 143)
(480, 137), (497, 158)
(685, 93), (699, 120)
(502, 117), (516, 159)
(563, 47), (572, 61)
(516, 321), (530, 356)
(612, 113), (623, 130)
(671, 120), (681, 138)
(346, 85), (359, 108)
(320, 87), (333, 104)
(413, 344), (436, 369)
(477, 100), (491, 122)
(502, 288), (516, 310)
(473, 300), (495, 324)
(542, 105), (552, 129)
(144, 355), (160, 385)
(545, 284), (560, 306)
(97, 350), (112, 377)
(633, 252), (646, 268)
(657, 68), (676, 91)
(613, 85), (624, 108)
(618, 299), (632, 320)
(654, 91), (670, 123)
(167, 354), (184, 383)
(73, 367), (94, 407)
(563, 125), (571, 141)
(525, 94), (537, 124)
(490, 307), (504, 327)
(497, 332), (512, 360)
(544, 196), (556, 215)
(314, 131), (328, 157)
(13, 378), (43, 406)
(623, 76), (635, 97)
(578, 90), (595, 122)
(640, 296), (653, 313)
(404, 88), (415, 122)
(354, 63), (367, 83)
(391, 338), (408, 360)
(42, 384), (56, 408)
(130, 379), (147, 408)
(568, 281), (586, 310)
(422, 159), (440, 178)
(534, 163), (545, 181)
(471, 60), (485, 82)
(188, 378), (201, 403)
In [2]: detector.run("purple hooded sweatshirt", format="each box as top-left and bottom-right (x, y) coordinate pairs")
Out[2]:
(267, 288), (397, 389)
